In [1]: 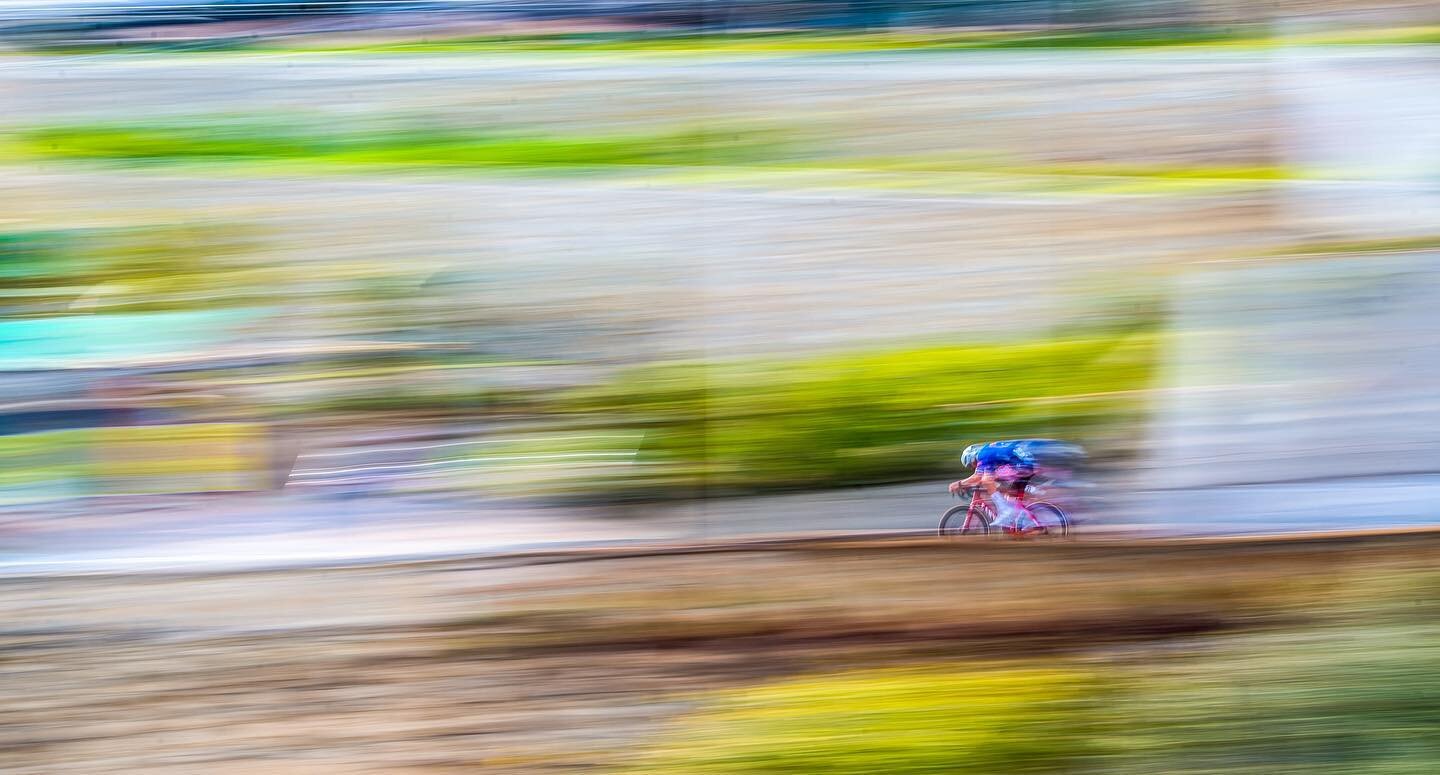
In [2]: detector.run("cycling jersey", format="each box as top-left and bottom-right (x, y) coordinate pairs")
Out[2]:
(973, 440), (1036, 475)
(1014, 439), (1085, 470)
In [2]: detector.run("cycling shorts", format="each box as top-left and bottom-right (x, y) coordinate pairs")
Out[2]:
(992, 464), (1033, 495)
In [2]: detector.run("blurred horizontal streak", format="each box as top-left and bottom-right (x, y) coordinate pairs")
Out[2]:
(1, 340), (452, 371)
(295, 462), (649, 487)
(292, 451), (637, 477)
(0, 422), (269, 503)
(298, 434), (645, 458)
(194, 360), (559, 386)
(0, 53), (1303, 80)
(939, 383), (1296, 410)
(7, 532), (1440, 769)
(939, 388), (1157, 411)
(0, 395), (229, 412)
(0, 22), (1435, 577)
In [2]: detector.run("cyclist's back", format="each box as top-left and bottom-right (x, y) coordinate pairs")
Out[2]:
(974, 439), (1036, 476)
(1013, 438), (1086, 485)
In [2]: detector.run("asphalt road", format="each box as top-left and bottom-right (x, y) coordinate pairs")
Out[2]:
(6, 473), (1440, 574)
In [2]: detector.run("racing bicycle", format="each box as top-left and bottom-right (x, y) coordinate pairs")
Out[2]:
(938, 484), (1071, 538)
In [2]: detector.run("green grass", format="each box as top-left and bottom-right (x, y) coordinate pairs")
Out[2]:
(18, 121), (782, 171)
(15, 117), (1298, 197)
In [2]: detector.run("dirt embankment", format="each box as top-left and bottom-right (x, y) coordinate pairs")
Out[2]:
(3, 532), (1436, 773)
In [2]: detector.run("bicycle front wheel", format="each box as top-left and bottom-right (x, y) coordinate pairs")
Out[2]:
(939, 503), (990, 538)
(1025, 502), (1071, 538)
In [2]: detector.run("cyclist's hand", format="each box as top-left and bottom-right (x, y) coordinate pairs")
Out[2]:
(948, 481), (963, 496)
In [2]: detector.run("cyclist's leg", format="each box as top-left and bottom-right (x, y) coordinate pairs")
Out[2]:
(990, 468), (1040, 533)
(1013, 508), (1046, 536)
(988, 470), (1027, 530)
(1011, 472), (1045, 534)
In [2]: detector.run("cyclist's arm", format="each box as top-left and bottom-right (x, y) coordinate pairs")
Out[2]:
(950, 470), (985, 494)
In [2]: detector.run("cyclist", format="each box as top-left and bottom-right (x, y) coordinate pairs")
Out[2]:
(950, 439), (1042, 533)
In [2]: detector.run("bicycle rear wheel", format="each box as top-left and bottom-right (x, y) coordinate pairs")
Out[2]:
(939, 503), (990, 537)
(1025, 501), (1071, 538)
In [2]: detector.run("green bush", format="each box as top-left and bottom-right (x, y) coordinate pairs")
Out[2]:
(1107, 623), (1440, 774)
(629, 665), (1104, 775)
(508, 330), (1155, 498)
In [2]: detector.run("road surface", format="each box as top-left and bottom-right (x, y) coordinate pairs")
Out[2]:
(5, 472), (1440, 574)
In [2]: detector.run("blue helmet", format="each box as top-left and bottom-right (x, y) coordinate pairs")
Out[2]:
(961, 443), (984, 469)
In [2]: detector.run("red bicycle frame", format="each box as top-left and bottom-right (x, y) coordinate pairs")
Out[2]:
(961, 486), (1042, 535)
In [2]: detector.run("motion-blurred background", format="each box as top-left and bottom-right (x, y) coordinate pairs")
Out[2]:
(5, 0), (1440, 562)
(5, 0), (1440, 559)
(5, 1), (1440, 773)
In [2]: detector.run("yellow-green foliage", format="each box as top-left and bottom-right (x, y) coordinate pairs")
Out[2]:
(1251, 234), (1440, 258)
(630, 664), (1101, 775)
(622, 566), (1440, 775)
(20, 122), (780, 171)
(624, 597), (1440, 775)
(0, 225), (269, 314)
(0, 424), (268, 499)
(512, 331), (1155, 497)
(1108, 623), (1440, 774)
(0, 429), (89, 489)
